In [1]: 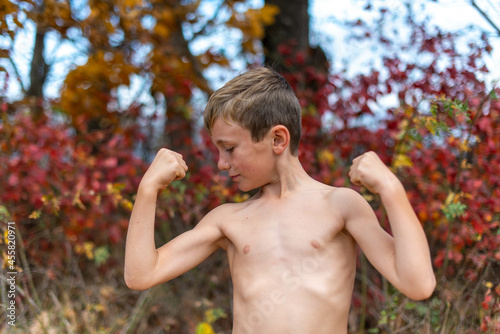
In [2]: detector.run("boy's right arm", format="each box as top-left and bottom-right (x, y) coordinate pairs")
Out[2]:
(124, 148), (226, 290)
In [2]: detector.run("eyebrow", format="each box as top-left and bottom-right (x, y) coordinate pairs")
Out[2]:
(214, 139), (235, 146)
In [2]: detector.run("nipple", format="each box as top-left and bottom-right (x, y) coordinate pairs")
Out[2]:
(243, 245), (251, 254)
(311, 239), (321, 249)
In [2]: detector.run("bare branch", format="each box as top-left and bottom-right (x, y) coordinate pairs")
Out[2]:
(189, 0), (227, 41)
(471, 0), (500, 36)
(8, 56), (27, 94)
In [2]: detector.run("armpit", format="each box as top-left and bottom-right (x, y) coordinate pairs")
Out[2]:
(217, 237), (230, 251)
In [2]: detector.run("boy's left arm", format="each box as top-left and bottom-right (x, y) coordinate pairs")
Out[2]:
(347, 151), (436, 300)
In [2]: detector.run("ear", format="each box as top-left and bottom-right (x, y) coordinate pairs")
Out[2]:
(270, 125), (290, 155)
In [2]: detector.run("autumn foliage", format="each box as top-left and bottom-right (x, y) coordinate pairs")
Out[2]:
(278, 27), (500, 331)
(1, 1), (499, 333)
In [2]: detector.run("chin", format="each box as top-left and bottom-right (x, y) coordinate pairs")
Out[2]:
(237, 184), (254, 192)
(235, 182), (258, 192)
(237, 180), (268, 192)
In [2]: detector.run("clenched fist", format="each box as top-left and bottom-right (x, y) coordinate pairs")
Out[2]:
(140, 148), (188, 192)
(348, 151), (400, 195)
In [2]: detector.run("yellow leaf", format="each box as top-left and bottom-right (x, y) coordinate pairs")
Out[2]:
(362, 193), (374, 202)
(392, 154), (413, 169)
(154, 23), (170, 38)
(234, 193), (250, 203)
(444, 192), (455, 205)
(395, 119), (409, 140)
(444, 192), (462, 205)
(124, 0), (142, 8)
(318, 149), (335, 165)
(84, 242), (95, 260)
(73, 192), (86, 210)
(195, 322), (215, 334)
(29, 210), (41, 219)
(3, 230), (9, 245)
(258, 4), (280, 26)
(423, 116), (438, 135)
(459, 139), (470, 152)
(121, 199), (134, 211)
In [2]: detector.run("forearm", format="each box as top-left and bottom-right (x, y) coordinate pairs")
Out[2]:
(379, 177), (436, 299)
(124, 184), (160, 289)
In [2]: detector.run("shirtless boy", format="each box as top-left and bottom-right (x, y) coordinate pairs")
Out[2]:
(124, 67), (436, 333)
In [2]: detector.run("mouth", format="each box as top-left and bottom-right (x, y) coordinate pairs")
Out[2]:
(230, 174), (240, 181)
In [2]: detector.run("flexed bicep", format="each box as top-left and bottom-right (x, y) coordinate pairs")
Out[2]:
(141, 206), (228, 289)
(342, 187), (435, 300)
(341, 189), (401, 289)
(154, 220), (225, 282)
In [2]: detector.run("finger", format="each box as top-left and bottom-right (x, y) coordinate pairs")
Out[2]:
(180, 158), (188, 171)
(348, 168), (360, 185)
(349, 172), (361, 186)
(172, 151), (184, 160)
(174, 167), (186, 180)
(351, 152), (366, 164)
(351, 155), (363, 170)
(352, 180), (361, 186)
(159, 148), (184, 161)
(349, 160), (359, 177)
(175, 155), (188, 172)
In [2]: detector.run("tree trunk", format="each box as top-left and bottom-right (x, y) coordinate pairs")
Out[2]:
(262, 0), (329, 77)
(263, 0), (310, 69)
(27, 28), (48, 118)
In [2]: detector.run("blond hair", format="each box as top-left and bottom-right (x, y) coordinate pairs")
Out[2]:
(204, 67), (302, 155)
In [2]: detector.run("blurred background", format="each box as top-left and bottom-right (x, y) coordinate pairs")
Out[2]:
(0, 0), (499, 332)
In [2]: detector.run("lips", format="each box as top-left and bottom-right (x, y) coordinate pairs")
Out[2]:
(230, 174), (240, 181)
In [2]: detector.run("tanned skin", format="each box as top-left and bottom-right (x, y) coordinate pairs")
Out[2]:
(124, 119), (436, 333)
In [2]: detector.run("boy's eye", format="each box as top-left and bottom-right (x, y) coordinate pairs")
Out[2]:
(225, 147), (234, 153)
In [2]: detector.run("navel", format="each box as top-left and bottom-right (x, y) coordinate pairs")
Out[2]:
(311, 239), (321, 249)
(243, 245), (251, 254)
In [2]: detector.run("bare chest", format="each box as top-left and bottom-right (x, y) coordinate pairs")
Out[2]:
(221, 201), (347, 266)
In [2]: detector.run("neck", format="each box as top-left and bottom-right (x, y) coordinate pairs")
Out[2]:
(259, 154), (315, 199)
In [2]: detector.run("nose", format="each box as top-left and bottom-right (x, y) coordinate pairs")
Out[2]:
(217, 155), (230, 171)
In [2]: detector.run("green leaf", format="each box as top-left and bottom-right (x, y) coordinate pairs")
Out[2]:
(442, 201), (467, 221)
(205, 307), (227, 323)
(94, 246), (110, 266)
(405, 301), (416, 310)
(0, 205), (12, 221)
(489, 89), (498, 101)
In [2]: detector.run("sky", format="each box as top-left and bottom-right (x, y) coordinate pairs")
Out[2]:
(309, 0), (500, 80)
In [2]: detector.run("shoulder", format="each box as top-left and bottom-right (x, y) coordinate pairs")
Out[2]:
(295, 181), (363, 207)
(200, 200), (249, 225)
(201, 202), (235, 222)
(207, 198), (251, 214)
(328, 186), (364, 202)
(199, 200), (252, 250)
(298, 182), (367, 214)
(326, 186), (374, 219)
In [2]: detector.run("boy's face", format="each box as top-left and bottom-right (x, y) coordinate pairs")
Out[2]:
(211, 118), (277, 192)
